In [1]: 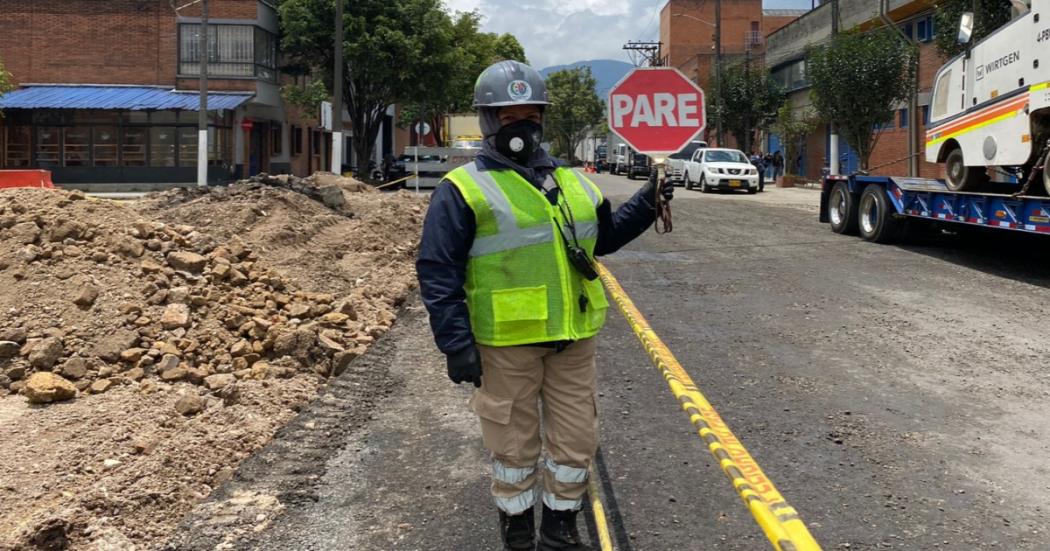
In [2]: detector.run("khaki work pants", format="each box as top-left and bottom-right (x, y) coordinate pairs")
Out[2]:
(471, 338), (598, 515)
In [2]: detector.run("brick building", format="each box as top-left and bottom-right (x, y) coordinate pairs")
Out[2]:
(658, 0), (805, 146)
(765, 0), (944, 180)
(0, 0), (402, 186)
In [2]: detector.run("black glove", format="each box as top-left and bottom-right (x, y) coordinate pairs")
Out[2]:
(643, 170), (674, 204)
(446, 345), (482, 387)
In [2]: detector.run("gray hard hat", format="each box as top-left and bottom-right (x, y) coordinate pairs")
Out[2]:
(473, 60), (550, 108)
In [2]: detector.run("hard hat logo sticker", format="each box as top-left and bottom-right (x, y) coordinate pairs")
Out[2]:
(508, 80), (532, 101)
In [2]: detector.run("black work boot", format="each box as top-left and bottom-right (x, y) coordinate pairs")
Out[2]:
(538, 504), (591, 550)
(499, 506), (536, 550)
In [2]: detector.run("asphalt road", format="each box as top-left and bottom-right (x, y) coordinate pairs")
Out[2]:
(172, 172), (1050, 550)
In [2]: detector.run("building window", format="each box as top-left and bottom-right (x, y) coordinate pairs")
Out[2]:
(36, 127), (61, 167)
(93, 127), (118, 166)
(178, 127), (199, 167)
(291, 125), (303, 156)
(150, 127), (176, 167)
(921, 105), (930, 125)
(312, 129), (322, 156)
(916, 15), (935, 43)
(271, 124), (282, 156)
(122, 128), (147, 167)
(4, 126), (31, 168)
(772, 60), (809, 92)
(179, 24), (277, 82)
(899, 108), (908, 128)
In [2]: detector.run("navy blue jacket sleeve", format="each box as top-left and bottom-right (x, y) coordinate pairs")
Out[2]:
(593, 185), (657, 256)
(416, 181), (476, 355)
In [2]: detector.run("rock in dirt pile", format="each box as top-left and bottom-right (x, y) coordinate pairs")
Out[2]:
(0, 173), (427, 549)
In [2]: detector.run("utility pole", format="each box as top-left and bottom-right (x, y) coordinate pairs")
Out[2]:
(623, 41), (662, 67)
(331, 0), (344, 175)
(197, 0), (208, 187)
(714, 0), (724, 147)
(829, 0), (840, 175)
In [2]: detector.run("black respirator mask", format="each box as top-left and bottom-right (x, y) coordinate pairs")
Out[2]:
(495, 119), (543, 164)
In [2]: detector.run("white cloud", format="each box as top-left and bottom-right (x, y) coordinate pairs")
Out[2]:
(448, 0), (663, 69)
(447, 0), (814, 70)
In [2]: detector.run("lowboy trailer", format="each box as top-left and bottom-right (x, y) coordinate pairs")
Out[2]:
(820, 173), (1050, 243)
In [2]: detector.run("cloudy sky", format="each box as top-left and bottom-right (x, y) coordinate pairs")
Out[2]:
(444, 0), (814, 70)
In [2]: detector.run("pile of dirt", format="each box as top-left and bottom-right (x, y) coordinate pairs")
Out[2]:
(0, 174), (427, 549)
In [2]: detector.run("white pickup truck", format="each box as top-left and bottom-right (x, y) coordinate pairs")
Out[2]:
(925, 0), (1050, 191)
(666, 140), (707, 186)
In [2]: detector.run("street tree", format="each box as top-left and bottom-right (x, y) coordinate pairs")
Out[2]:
(934, 0), (1012, 58)
(710, 60), (784, 154)
(279, 0), (457, 173)
(0, 56), (13, 98)
(544, 67), (604, 163)
(807, 29), (916, 171)
(771, 103), (816, 176)
(400, 10), (527, 145)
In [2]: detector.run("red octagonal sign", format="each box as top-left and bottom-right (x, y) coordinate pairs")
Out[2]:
(608, 68), (706, 157)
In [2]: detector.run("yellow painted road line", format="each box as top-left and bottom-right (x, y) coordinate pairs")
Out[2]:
(597, 262), (821, 551)
(587, 461), (616, 551)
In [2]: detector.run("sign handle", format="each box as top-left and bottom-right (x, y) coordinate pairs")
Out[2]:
(653, 157), (672, 234)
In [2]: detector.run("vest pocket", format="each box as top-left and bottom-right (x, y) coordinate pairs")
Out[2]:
(491, 285), (549, 342)
(582, 278), (609, 331)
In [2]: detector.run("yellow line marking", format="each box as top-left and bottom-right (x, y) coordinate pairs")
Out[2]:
(587, 462), (616, 551)
(1031, 81), (1050, 92)
(598, 262), (821, 551)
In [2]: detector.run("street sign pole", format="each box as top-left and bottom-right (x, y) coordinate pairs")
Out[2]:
(331, 0), (344, 176)
(197, 0), (209, 187)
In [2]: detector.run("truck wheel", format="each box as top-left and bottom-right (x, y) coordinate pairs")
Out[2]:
(700, 175), (711, 193)
(828, 181), (858, 235)
(1043, 148), (1050, 195)
(944, 147), (984, 191)
(858, 184), (902, 243)
(684, 172), (692, 190)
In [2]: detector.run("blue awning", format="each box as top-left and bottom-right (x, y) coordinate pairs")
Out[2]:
(0, 85), (253, 111)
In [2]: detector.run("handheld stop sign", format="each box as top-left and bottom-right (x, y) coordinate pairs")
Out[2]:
(607, 67), (706, 157)
(608, 68), (706, 233)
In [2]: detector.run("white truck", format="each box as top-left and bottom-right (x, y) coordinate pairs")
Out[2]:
(926, 0), (1050, 191)
(666, 140), (708, 186)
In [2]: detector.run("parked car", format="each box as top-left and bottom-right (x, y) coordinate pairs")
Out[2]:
(683, 148), (759, 193)
(667, 140), (708, 186)
(626, 150), (651, 180)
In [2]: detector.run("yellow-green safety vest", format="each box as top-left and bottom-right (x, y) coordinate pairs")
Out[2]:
(445, 162), (609, 347)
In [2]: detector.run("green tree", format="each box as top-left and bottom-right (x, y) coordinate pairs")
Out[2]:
(771, 103), (816, 176)
(0, 56), (13, 97)
(400, 10), (527, 145)
(807, 29), (916, 170)
(710, 60), (784, 154)
(543, 67), (604, 163)
(934, 0), (1012, 58)
(279, 0), (457, 173)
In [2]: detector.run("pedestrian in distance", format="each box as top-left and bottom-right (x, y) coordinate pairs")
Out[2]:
(750, 151), (766, 193)
(416, 60), (674, 551)
(773, 150), (784, 180)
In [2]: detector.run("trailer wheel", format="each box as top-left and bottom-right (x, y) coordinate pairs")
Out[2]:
(1042, 148), (1050, 195)
(944, 147), (984, 191)
(828, 181), (858, 235)
(858, 184), (902, 243)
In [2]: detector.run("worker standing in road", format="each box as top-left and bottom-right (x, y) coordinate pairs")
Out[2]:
(417, 60), (672, 550)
